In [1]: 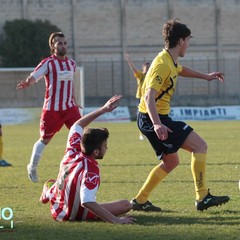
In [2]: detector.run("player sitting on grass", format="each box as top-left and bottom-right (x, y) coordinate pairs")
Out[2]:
(40, 95), (136, 224)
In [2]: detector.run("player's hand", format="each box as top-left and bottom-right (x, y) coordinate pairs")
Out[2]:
(117, 215), (136, 224)
(76, 104), (83, 109)
(154, 123), (172, 140)
(17, 76), (35, 89)
(206, 72), (224, 82)
(16, 80), (29, 89)
(102, 95), (122, 112)
(124, 52), (130, 60)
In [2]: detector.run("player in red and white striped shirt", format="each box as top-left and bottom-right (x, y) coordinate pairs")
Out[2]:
(17, 32), (81, 182)
(40, 95), (136, 224)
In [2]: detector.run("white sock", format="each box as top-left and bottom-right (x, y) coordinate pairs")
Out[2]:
(29, 140), (46, 169)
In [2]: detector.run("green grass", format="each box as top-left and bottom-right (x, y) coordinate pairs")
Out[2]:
(0, 121), (240, 240)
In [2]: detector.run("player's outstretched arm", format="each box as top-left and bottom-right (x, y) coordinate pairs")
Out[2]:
(204, 72), (224, 82)
(83, 202), (136, 224)
(124, 53), (138, 74)
(180, 66), (224, 82)
(75, 95), (122, 128)
(16, 76), (36, 89)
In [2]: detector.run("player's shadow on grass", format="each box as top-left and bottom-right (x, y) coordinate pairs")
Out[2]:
(135, 210), (240, 226)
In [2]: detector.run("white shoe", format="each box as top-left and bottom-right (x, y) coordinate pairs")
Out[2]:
(27, 164), (38, 182)
(139, 135), (145, 141)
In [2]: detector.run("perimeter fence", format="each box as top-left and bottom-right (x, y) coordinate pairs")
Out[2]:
(0, 57), (239, 119)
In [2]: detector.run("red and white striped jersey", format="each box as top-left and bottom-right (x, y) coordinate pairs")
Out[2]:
(31, 55), (77, 111)
(48, 124), (100, 221)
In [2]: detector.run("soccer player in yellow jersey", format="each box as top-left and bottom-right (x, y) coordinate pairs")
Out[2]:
(124, 53), (150, 140)
(131, 19), (230, 211)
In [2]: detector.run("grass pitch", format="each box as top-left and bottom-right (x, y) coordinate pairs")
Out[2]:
(0, 120), (240, 240)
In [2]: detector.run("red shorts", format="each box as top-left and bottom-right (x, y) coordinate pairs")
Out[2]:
(40, 106), (81, 139)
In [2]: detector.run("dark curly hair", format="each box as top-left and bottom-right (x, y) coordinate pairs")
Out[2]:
(162, 18), (191, 49)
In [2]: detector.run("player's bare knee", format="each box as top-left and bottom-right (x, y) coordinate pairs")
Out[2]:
(198, 139), (208, 153)
(169, 158), (179, 171)
(162, 157), (179, 173)
(191, 137), (208, 153)
(173, 158), (180, 168)
(41, 138), (51, 145)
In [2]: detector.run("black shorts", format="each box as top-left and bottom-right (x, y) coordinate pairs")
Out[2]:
(137, 112), (193, 159)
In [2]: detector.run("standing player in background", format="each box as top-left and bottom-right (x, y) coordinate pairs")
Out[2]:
(131, 19), (230, 212)
(16, 32), (81, 182)
(124, 53), (150, 140)
(0, 123), (12, 167)
(40, 95), (135, 224)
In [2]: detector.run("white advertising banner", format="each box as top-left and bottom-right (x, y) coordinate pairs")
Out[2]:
(1, 106), (240, 125)
(83, 106), (131, 122)
(0, 108), (40, 125)
(170, 106), (240, 121)
(0, 107), (131, 125)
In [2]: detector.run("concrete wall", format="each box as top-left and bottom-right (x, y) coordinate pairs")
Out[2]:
(0, 0), (240, 112)
(0, 0), (239, 62)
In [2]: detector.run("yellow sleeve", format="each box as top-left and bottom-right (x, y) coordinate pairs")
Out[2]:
(134, 71), (144, 82)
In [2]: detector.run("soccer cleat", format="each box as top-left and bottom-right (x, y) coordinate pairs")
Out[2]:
(39, 179), (56, 204)
(27, 164), (38, 182)
(0, 159), (12, 167)
(195, 190), (230, 211)
(131, 198), (162, 212)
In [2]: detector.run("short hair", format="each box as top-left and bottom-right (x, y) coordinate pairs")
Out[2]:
(162, 19), (191, 49)
(81, 128), (109, 155)
(48, 32), (65, 54)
